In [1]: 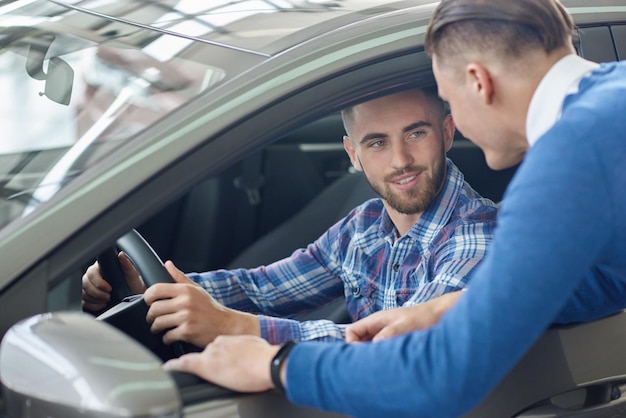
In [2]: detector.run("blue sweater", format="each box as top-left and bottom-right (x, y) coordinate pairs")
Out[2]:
(285, 61), (626, 417)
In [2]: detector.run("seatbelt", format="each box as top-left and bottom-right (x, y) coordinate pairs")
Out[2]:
(232, 150), (265, 253)
(233, 151), (264, 206)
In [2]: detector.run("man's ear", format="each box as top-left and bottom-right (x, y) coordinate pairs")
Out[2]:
(442, 114), (455, 152)
(466, 62), (494, 105)
(343, 135), (362, 171)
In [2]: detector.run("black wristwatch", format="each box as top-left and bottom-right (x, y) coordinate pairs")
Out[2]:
(271, 340), (297, 394)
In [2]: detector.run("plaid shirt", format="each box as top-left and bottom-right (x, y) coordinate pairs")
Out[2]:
(188, 159), (497, 343)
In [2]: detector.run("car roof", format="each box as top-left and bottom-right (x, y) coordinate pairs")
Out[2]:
(47, 0), (437, 56)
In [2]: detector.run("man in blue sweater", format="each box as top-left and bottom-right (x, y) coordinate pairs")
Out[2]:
(162, 0), (626, 416)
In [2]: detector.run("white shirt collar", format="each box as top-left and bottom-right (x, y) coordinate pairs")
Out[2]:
(526, 54), (599, 146)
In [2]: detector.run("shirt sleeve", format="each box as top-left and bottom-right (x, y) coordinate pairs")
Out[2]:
(404, 212), (495, 305)
(259, 316), (347, 343)
(186, 240), (344, 316)
(185, 214), (351, 319)
(284, 114), (617, 417)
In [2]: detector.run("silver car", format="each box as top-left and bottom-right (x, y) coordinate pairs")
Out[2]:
(1, 1), (626, 417)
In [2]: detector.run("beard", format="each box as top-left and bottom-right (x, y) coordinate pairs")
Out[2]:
(364, 155), (447, 215)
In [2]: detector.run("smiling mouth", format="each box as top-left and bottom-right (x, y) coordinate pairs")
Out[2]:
(395, 175), (417, 185)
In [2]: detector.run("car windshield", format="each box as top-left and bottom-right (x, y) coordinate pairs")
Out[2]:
(0, 0), (402, 234)
(0, 3), (233, 232)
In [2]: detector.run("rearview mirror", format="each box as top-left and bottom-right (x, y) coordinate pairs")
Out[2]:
(25, 37), (74, 105)
(44, 57), (74, 105)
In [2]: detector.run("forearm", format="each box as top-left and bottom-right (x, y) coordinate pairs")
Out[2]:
(285, 273), (584, 418)
(187, 270), (263, 313)
(285, 141), (614, 417)
(188, 246), (343, 316)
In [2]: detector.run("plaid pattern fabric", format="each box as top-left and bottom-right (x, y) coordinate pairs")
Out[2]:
(188, 159), (497, 343)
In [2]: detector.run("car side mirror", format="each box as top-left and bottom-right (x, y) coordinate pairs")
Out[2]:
(0, 312), (181, 417)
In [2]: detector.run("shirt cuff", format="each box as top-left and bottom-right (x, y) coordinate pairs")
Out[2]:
(259, 315), (303, 344)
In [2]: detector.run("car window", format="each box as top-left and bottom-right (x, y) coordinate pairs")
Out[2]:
(0, 8), (226, 232)
(0, 0), (410, 236)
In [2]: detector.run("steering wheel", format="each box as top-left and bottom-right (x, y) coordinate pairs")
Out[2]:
(95, 229), (199, 361)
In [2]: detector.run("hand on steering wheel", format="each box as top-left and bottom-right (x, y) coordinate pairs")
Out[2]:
(95, 229), (201, 361)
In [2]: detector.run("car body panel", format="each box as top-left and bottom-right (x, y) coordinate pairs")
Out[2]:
(1, 311), (347, 417)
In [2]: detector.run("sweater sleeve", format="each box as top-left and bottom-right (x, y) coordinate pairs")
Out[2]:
(285, 111), (618, 417)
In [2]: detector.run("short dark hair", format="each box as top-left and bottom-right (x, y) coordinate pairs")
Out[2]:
(341, 87), (446, 137)
(425, 0), (575, 64)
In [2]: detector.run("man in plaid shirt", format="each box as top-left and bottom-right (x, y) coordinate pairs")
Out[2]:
(82, 87), (497, 348)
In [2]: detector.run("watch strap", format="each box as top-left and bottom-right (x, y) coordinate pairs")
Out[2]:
(270, 340), (296, 394)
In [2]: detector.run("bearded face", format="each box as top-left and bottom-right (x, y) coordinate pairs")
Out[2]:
(362, 150), (446, 215)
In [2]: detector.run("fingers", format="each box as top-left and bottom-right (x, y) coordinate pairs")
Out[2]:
(357, 294), (461, 343)
(371, 325), (400, 342)
(118, 252), (147, 294)
(345, 310), (391, 343)
(152, 311), (192, 345)
(144, 281), (214, 347)
(81, 262), (111, 312)
(346, 320), (407, 343)
(345, 325), (371, 343)
(347, 319), (407, 343)
(145, 294), (197, 345)
(145, 289), (181, 323)
(143, 261), (194, 305)
(162, 352), (203, 374)
(143, 282), (178, 306)
(346, 307), (426, 342)
(164, 260), (196, 285)
(81, 252), (148, 313)
(162, 335), (275, 393)
(144, 261), (257, 347)
(148, 300), (195, 344)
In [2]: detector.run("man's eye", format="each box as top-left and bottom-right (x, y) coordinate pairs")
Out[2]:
(409, 131), (426, 140)
(368, 140), (385, 148)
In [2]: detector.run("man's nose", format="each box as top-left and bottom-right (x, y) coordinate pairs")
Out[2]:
(391, 142), (414, 168)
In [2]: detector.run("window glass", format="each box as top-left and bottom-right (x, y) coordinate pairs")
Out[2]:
(0, 8), (226, 231)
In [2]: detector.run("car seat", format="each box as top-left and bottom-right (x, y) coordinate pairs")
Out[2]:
(227, 170), (377, 323)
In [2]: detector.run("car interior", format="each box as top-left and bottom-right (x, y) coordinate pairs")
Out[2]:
(137, 113), (516, 272)
(131, 111), (518, 324)
(129, 24), (626, 281)
(76, 102), (519, 411)
(127, 22), (622, 327)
